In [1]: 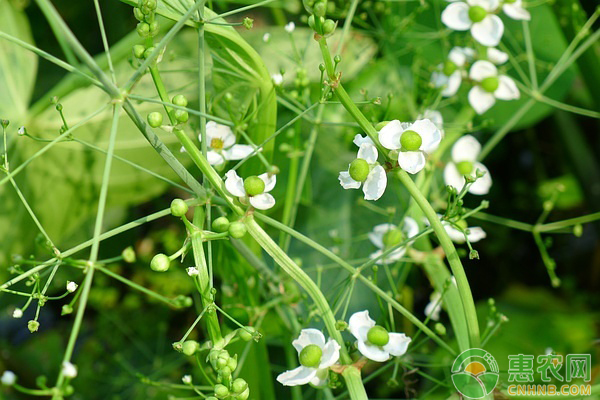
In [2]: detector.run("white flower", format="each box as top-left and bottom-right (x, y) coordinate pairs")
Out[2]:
(182, 375), (192, 384)
(1, 371), (16, 386)
(193, 122), (255, 166)
(378, 119), (442, 174)
(502, 0), (530, 20)
(186, 267), (199, 276)
(424, 292), (443, 321)
(368, 217), (419, 264)
(62, 361), (78, 379)
(348, 311), (411, 362)
(442, 0), (504, 47)
(263, 33), (271, 42)
(431, 47), (475, 97)
(276, 329), (340, 387)
(272, 73), (283, 86)
(488, 47), (509, 64)
(419, 109), (444, 136)
(66, 281), (78, 293)
(468, 60), (519, 114)
(338, 135), (387, 201)
(17, 126), (26, 136)
(285, 22), (295, 33)
(12, 308), (23, 318)
(225, 170), (276, 210)
(444, 135), (492, 194)
(443, 220), (487, 243)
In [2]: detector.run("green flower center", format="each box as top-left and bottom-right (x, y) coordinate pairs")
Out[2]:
(382, 228), (405, 248)
(243, 176), (265, 196)
(367, 325), (390, 346)
(480, 76), (499, 93)
(349, 158), (370, 182)
(443, 60), (458, 77)
(468, 6), (487, 23)
(400, 130), (422, 151)
(456, 161), (474, 176)
(210, 138), (224, 150)
(299, 344), (322, 368)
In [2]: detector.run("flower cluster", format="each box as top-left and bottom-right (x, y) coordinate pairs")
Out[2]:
(338, 135), (387, 200)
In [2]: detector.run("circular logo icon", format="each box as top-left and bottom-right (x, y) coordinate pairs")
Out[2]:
(451, 348), (499, 399)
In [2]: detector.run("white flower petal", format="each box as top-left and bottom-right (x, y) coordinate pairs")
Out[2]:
(319, 340), (341, 369)
(467, 226), (487, 242)
(420, 110), (444, 131)
(431, 70), (449, 88)
(62, 361), (78, 378)
(425, 292), (443, 321)
(204, 121), (236, 148)
(488, 48), (509, 64)
(495, 75), (520, 100)
(471, 15), (504, 47)
(468, 86), (496, 114)
(277, 366), (317, 386)
(368, 224), (397, 248)
(258, 173), (276, 192)
(353, 134), (374, 147)
(411, 119), (442, 154)
(339, 171), (361, 189)
(357, 143), (378, 164)
(207, 151), (226, 166)
(225, 170), (246, 197)
(223, 144), (254, 161)
(448, 47), (468, 66)
(469, 60), (498, 82)
(403, 216), (420, 239)
(442, 71), (463, 97)
(371, 248), (405, 264)
(441, 2), (471, 31)
(398, 151), (426, 174)
(249, 193), (275, 210)
(503, 1), (530, 20)
(444, 162), (467, 191)
(1, 371), (17, 386)
(467, 0), (499, 11)
(348, 310), (375, 343)
(444, 223), (468, 243)
(469, 162), (492, 195)
(358, 340), (391, 362)
(383, 333), (412, 357)
(292, 329), (326, 354)
(362, 165), (387, 201)
(310, 369), (329, 387)
(378, 120), (403, 150)
(452, 134), (481, 162)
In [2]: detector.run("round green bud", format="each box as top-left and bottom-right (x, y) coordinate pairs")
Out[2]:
(456, 160), (474, 175)
(239, 326), (256, 342)
(182, 340), (199, 356)
(133, 8), (145, 21)
(147, 111), (163, 128)
(299, 344), (322, 368)
(349, 158), (370, 182)
(220, 366), (232, 379)
(443, 60), (457, 76)
(61, 304), (73, 315)
(174, 110), (189, 123)
(335, 320), (348, 331)
(214, 384), (229, 399)
(28, 320), (40, 333)
(228, 221), (247, 239)
(212, 216), (230, 232)
(149, 21), (159, 36)
(244, 176), (265, 196)
(435, 322), (447, 336)
(56, 103), (63, 111)
(170, 198), (188, 217)
(382, 228), (404, 248)
(367, 325), (389, 346)
(480, 76), (499, 93)
(334, 55), (342, 64)
(400, 130), (422, 151)
(133, 44), (145, 59)
(227, 356), (238, 372)
(146, 0), (157, 10)
(468, 6), (487, 22)
(308, 15), (316, 30)
(232, 378), (248, 394)
(313, 1), (326, 17)
(122, 246), (136, 263)
(150, 253), (170, 272)
(319, 63), (326, 72)
(323, 19), (336, 35)
(63, 385), (74, 396)
(172, 94), (188, 107)
(136, 22), (150, 37)
(573, 224), (583, 237)
(143, 47), (155, 59)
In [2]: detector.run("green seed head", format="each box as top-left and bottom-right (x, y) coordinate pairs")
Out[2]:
(239, 326), (256, 342)
(172, 94), (188, 107)
(480, 76), (499, 93)
(400, 130), (422, 151)
(147, 112), (163, 128)
(367, 325), (390, 346)
(174, 110), (189, 123)
(228, 221), (247, 239)
(299, 344), (322, 368)
(443, 60), (458, 76)
(244, 176), (265, 196)
(382, 228), (404, 248)
(150, 253), (170, 272)
(214, 384), (229, 399)
(349, 158), (370, 182)
(170, 198), (188, 217)
(212, 216), (231, 233)
(182, 340), (199, 356)
(468, 6), (487, 22)
(456, 160), (474, 175)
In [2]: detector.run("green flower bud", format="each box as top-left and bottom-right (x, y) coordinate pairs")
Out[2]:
(122, 246), (136, 263)
(435, 322), (447, 335)
(443, 60), (457, 76)
(56, 103), (63, 111)
(133, 8), (145, 21)
(170, 198), (188, 217)
(147, 111), (163, 128)
(229, 221), (247, 239)
(400, 130), (422, 151)
(145, 0), (157, 10)
(61, 304), (73, 315)
(150, 253), (170, 272)
(136, 22), (150, 37)
(456, 160), (474, 175)
(220, 366), (232, 379)
(214, 384), (229, 399)
(382, 228), (404, 248)
(237, 387), (250, 400)
(313, 1), (326, 17)
(334, 55), (342, 64)
(63, 385), (74, 396)
(239, 326), (256, 341)
(469, 249), (479, 259)
(573, 224), (583, 237)
(367, 325), (389, 346)
(227, 356), (238, 372)
(323, 19), (336, 35)
(174, 109), (189, 123)
(299, 344), (322, 368)
(468, 6), (487, 22)
(319, 63), (326, 72)
(149, 21), (159, 36)
(480, 76), (499, 93)
(232, 378), (248, 394)
(349, 158), (370, 182)
(308, 15), (316, 30)
(243, 17), (253, 30)
(133, 44), (145, 59)
(335, 320), (348, 331)
(212, 216), (230, 232)
(28, 320), (40, 333)
(172, 94), (188, 107)
(182, 340), (199, 356)
(243, 176), (265, 196)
